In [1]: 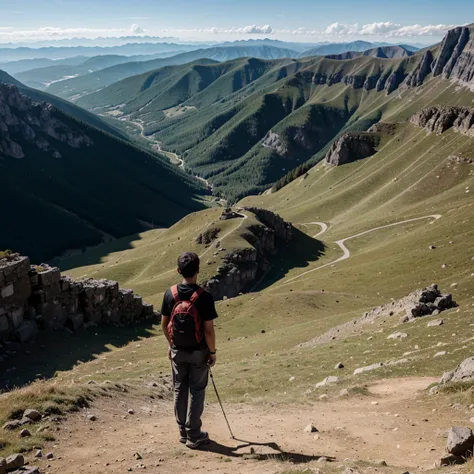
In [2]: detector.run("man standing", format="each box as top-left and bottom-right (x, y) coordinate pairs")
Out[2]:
(161, 252), (218, 449)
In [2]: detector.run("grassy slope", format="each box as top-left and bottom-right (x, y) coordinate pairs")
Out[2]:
(54, 82), (474, 407)
(3, 52), (474, 461)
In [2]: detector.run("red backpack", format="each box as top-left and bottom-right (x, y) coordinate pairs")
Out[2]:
(168, 285), (205, 349)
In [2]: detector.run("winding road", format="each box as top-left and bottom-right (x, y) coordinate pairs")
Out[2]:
(302, 221), (329, 238)
(280, 214), (442, 286)
(132, 120), (211, 189)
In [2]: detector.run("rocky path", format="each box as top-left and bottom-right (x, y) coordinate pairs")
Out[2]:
(33, 377), (463, 474)
(282, 214), (442, 286)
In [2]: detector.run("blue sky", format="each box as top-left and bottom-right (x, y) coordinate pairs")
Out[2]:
(0, 0), (472, 44)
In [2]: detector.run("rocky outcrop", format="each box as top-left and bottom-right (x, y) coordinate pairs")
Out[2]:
(404, 50), (434, 87)
(262, 131), (288, 155)
(410, 106), (474, 135)
(440, 356), (474, 385)
(0, 83), (93, 159)
(432, 26), (474, 86)
(0, 252), (157, 356)
(243, 207), (293, 241)
(324, 133), (379, 166)
(203, 208), (292, 300)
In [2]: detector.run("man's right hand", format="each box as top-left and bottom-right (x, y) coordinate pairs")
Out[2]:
(208, 353), (217, 367)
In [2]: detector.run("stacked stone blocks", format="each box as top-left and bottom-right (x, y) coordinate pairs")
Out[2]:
(0, 253), (157, 346)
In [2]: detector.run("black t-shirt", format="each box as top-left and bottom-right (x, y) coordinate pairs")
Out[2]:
(161, 283), (218, 350)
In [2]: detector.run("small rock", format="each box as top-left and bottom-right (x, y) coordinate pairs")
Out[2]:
(319, 394), (328, 400)
(371, 401), (379, 406)
(19, 429), (31, 437)
(427, 319), (443, 327)
(315, 376), (339, 388)
(260, 329), (265, 334)
(45, 452), (54, 460)
(3, 420), (21, 430)
(377, 460), (387, 466)
(304, 424), (318, 433)
(387, 332), (408, 340)
(34, 450), (43, 458)
(434, 351), (447, 357)
(289, 376), (295, 382)
(339, 389), (349, 397)
(88, 415), (97, 421)
(128, 409), (135, 415)
(335, 362), (344, 369)
(429, 245), (436, 250)
(317, 456), (328, 463)
(23, 409), (42, 422)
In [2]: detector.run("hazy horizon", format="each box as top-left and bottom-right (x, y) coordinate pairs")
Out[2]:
(1, 0), (473, 47)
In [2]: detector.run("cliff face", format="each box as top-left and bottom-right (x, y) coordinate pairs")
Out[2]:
(410, 106), (474, 135)
(324, 133), (379, 166)
(431, 26), (474, 86)
(203, 208), (292, 300)
(0, 83), (93, 159)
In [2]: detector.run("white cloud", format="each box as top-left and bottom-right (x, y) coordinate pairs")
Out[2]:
(359, 22), (400, 35)
(0, 21), (458, 44)
(240, 24), (272, 34)
(130, 24), (144, 34)
(319, 21), (456, 38)
(390, 23), (457, 36)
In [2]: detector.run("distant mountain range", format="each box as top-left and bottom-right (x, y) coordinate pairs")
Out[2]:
(43, 45), (299, 100)
(12, 52), (183, 90)
(299, 41), (418, 57)
(325, 45), (415, 60)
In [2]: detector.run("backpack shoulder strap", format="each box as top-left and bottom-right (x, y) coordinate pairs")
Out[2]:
(170, 285), (180, 304)
(190, 287), (205, 304)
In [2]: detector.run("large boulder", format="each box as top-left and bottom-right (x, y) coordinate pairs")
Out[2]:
(5, 453), (24, 471)
(447, 426), (474, 456)
(324, 133), (379, 166)
(441, 357), (474, 384)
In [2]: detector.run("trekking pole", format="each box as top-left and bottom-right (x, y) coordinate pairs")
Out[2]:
(209, 368), (235, 439)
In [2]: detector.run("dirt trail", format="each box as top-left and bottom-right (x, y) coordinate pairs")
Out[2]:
(34, 377), (463, 474)
(281, 214), (441, 286)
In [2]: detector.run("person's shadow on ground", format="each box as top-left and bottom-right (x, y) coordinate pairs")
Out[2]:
(199, 437), (335, 463)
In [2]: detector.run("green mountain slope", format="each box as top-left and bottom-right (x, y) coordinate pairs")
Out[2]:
(0, 81), (207, 262)
(45, 45), (298, 100)
(77, 25), (473, 203)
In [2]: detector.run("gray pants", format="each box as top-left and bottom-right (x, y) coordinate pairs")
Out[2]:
(171, 348), (209, 438)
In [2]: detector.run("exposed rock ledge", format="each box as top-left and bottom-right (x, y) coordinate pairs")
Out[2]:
(324, 132), (380, 166)
(410, 106), (474, 135)
(0, 83), (93, 159)
(203, 208), (292, 300)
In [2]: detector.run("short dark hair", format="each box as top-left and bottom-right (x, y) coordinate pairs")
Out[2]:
(177, 252), (200, 278)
